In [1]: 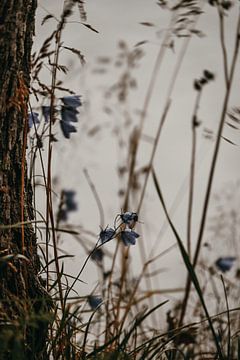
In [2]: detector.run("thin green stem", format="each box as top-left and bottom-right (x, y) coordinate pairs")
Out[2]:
(187, 91), (202, 259)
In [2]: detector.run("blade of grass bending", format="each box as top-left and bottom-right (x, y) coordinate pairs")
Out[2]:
(0, 220), (44, 229)
(85, 334), (121, 358)
(82, 301), (104, 358)
(49, 305), (81, 355)
(130, 306), (240, 359)
(165, 348), (187, 360)
(151, 168), (224, 360)
(118, 300), (168, 353)
(41, 254), (74, 272)
(49, 261), (64, 292)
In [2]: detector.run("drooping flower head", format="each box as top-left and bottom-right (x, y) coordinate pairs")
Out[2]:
(63, 190), (78, 211)
(60, 95), (82, 139)
(28, 112), (40, 129)
(215, 257), (236, 272)
(42, 106), (51, 123)
(91, 248), (104, 263)
(99, 227), (116, 244)
(120, 211), (138, 229)
(58, 190), (78, 222)
(62, 95), (82, 108)
(120, 230), (139, 246)
(88, 295), (103, 310)
(60, 121), (77, 139)
(61, 107), (79, 123)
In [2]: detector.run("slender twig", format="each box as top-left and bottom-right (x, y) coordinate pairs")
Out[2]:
(221, 274), (231, 359)
(187, 91), (202, 258)
(137, 100), (171, 213)
(218, 5), (229, 88)
(104, 239), (120, 343)
(83, 168), (105, 228)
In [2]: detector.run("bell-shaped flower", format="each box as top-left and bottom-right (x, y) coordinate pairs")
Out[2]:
(58, 190), (78, 222)
(60, 120), (77, 139)
(28, 112), (40, 129)
(215, 257), (236, 272)
(61, 106), (79, 123)
(99, 227), (115, 244)
(58, 209), (68, 222)
(120, 230), (139, 246)
(88, 295), (103, 310)
(91, 248), (104, 263)
(62, 95), (82, 108)
(63, 190), (78, 211)
(42, 106), (51, 123)
(120, 212), (138, 228)
(60, 95), (82, 139)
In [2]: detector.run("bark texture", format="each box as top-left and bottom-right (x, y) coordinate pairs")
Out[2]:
(0, 1), (51, 358)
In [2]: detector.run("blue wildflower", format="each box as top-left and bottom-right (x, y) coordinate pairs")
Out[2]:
(60, 95), (82, 139)
(63, 190), (78, 211)
(99, 227), (115, 244)
(215, 257), (236, 272)
(58, 190), (78, 222)
(91, 248), (104, 263)
(120, 212), (138, 228)
(58, 209), (68, 222)
(103, 270), (112, 280)
(62, 95), (82, 108)
(42, 106), (51, 123)
(120, 230), (139, 246)
(28, 112), (40, 129)
(61, 107), (79, 123)
(88, 295), (103, 310)
(60, 121), (77, 139)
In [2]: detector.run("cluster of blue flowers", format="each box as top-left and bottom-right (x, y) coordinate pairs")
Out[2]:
(60, 95), (82, 138)
(28, 95), (82, 139)
(88, 212), (140, 311)
(99, 211), (140, 247)
(90, 212), (140, 267)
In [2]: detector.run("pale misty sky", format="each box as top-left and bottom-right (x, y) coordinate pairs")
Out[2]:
(34, 1), (240, 304)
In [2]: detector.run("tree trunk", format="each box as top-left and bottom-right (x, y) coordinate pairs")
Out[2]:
(0, 1), (51, 358)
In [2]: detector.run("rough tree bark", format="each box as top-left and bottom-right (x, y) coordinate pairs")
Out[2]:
(0, 1), (51, 359)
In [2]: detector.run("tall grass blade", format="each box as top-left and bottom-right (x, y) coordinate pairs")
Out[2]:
(151, 167), (224, 360)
